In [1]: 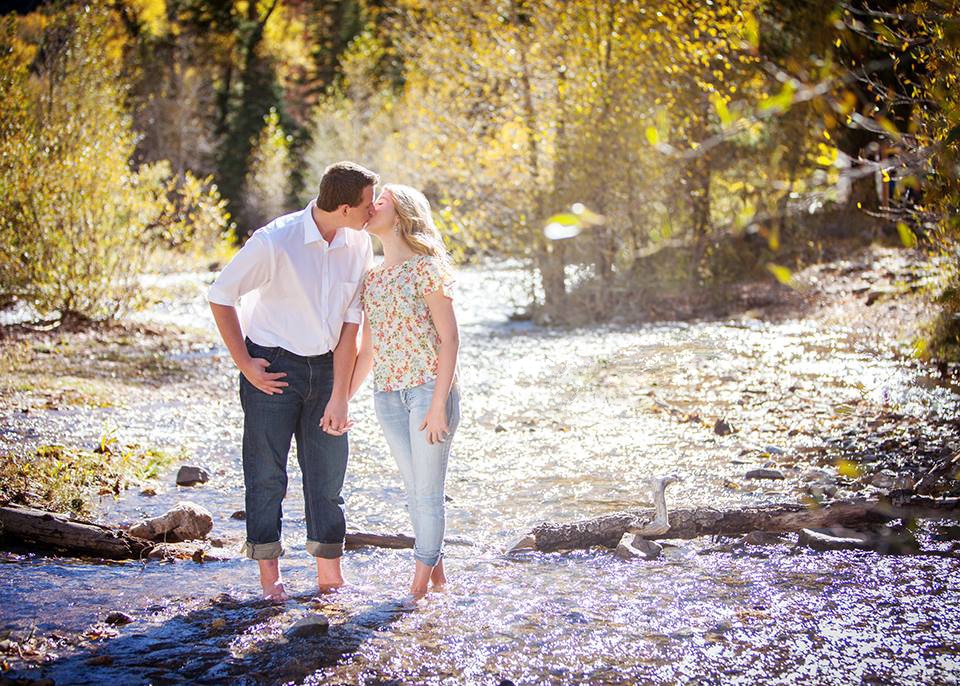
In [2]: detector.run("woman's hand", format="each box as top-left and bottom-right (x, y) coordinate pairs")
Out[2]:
(419, 404), (450, 445)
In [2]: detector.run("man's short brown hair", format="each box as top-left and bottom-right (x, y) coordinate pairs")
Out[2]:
(316, 161), (379, 211)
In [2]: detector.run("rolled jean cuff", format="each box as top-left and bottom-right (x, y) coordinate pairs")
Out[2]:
(242, 540), (284, 560)
(414, 550), (443, 567)
(306, 540), (343, 559)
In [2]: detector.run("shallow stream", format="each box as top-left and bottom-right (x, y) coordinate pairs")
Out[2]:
(2, 263), (959, 684)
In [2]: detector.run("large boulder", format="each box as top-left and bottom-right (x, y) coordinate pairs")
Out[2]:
(128, 501), (214, 542)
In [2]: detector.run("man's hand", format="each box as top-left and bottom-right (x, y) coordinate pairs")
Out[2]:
(419, 405), (450, 445)
(321, 396), (353, 435)
(240, 357), (288, 395)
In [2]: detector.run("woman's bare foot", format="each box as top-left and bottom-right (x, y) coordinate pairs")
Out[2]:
(429, 559), (447, 589)
(410, 560), (440, 597)
(258, 559), (288, 601)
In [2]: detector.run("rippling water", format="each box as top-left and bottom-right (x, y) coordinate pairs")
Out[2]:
(2, 262), (959, 684)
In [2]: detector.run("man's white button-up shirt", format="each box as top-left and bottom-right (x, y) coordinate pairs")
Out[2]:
(207, 200), (374, 357)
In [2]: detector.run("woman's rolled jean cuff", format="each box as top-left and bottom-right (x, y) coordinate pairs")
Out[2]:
(306, 540), (343, 559)
(414, 550), (443, 567)
(242, 540), (284, 560)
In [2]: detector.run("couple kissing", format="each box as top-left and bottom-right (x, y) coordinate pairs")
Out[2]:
(207, 161), (460, 601)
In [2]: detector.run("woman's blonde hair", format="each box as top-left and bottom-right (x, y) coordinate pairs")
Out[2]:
(384, 184), (450, 264)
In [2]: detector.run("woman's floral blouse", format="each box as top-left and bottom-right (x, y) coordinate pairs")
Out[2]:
(361, 254), (455, 392)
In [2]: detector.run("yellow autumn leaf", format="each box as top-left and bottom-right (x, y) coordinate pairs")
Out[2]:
(836, 460), (862, 479)
(897, 222), (917, 248)
(766, 263), (794, 286)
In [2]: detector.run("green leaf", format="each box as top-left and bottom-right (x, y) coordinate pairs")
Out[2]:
(759, 82), (797, 114)
(897, 222), (917, 248)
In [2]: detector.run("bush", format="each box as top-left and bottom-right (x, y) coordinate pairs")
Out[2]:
(0, 8), (229, 322)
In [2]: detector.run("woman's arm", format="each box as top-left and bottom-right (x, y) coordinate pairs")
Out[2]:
(348, 314), (374, 400)
(420, 291), (460, 444)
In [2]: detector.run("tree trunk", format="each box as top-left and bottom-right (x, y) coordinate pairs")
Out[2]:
(510, 496), (960, 553)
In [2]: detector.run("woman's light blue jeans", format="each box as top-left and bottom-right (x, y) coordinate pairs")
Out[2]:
(374, 377), (460, 567)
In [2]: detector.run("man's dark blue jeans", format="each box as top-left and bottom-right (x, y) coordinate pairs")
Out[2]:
(239, 337), (347, 560)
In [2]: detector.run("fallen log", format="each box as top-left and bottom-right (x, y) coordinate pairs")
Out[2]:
(345, 531), (474, 550)
(0, 505), (154, 559)
(0, 505), (470, 560)
(510, 496), (960, 553)
(345, 531), (414, 549)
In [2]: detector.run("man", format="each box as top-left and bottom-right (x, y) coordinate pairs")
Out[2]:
(207, 161), (377, 600)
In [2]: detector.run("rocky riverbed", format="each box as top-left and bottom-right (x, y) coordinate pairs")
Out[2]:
(1, 248), (958, 685)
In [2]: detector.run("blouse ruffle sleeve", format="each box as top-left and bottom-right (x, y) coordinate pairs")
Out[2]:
(415, 256), (455, 299)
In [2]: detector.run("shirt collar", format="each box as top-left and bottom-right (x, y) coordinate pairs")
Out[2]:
(303, 199), (347, 249)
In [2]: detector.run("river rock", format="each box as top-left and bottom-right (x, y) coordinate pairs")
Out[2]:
(805, 483), (838, 499)
(285, 614), (330, 638)
(802, 468), (835, 483)
(796, 527), (873, 551)
(870, 469), (899, 489)
(742, 531), (787, 546)
(128, 501), (214, 542)
(230, 510), (246, 520)
(744, 468), (785, 480)
(176, 465), (210, 487)
(615, 532), (662, 560)
(104, 611), (134, 626)
(714, 419), (735, 436)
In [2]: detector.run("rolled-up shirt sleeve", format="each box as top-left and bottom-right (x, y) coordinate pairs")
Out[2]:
(206, 231), (273, 306)
(343, 238), (374, 324)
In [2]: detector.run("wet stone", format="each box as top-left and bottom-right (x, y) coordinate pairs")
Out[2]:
(230, 510), (246, 520)
(285, 614), (330, 639)
(714, 419), (735, 436)
(615, 532), (662, 560)
(796, 527), (873, 551)
(744, 468), (785, 480)
(104, 611), (133, 626)
(176, 465), (209, 487)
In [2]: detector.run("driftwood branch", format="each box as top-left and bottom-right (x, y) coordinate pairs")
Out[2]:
(510, 496), (960, 553)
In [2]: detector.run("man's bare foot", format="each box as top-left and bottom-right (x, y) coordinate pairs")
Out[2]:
(316, 556), (345, 593)
(258, 559), (288, 601)
(263, 582), (289, 602)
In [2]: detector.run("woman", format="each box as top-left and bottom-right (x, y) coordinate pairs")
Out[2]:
(349, 184), (460, 598)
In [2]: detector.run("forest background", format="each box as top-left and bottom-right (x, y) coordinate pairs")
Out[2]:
(1, 0), (958, 358)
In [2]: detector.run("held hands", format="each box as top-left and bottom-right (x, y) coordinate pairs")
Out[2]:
(419, 404), (450, 445)
(241, 357), (288, 395)
(321, 396), (354, 436)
